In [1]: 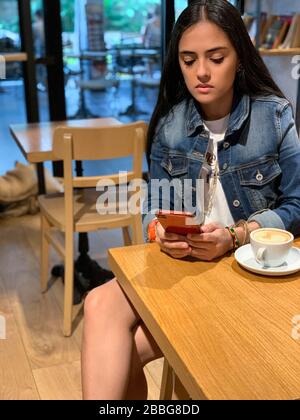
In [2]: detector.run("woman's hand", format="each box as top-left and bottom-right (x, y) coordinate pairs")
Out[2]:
(186, 222), (233, 261)
(155, 222), (192, 259)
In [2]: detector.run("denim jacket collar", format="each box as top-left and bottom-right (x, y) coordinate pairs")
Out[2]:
(186, 93), (250, 137)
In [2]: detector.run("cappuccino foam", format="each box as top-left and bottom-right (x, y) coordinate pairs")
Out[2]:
(253, 230), (291, 244)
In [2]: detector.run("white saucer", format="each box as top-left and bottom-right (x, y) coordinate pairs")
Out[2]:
(234, 244), (300, 276)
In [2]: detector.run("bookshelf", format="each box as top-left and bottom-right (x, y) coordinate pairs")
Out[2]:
(259, 48), (300, 56)
(244, 0), (300, 130)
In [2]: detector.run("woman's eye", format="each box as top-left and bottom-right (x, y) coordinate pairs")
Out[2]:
(183, 60), (195, 66)
(210, 57), (224, 64)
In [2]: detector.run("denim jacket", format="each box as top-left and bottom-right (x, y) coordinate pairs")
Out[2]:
(142, 94), (300, 240)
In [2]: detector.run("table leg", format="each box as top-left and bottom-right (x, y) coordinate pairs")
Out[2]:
(51, 235), (114, 305)
(160, 358), (174, 400)
(36, 162), (46, 195)
(69, 85), (99, 119)
(69, 58), (99, 120)
(120, 78), (148, 117)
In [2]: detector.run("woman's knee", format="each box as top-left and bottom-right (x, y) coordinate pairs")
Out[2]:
(83, 278), (139, 328)
(84, 278), (118, 318)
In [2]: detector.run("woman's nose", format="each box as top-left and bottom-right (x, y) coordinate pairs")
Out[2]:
(196, 60), (210, 80)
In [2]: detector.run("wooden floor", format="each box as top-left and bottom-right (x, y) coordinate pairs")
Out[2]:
(0, 213), (163, 400)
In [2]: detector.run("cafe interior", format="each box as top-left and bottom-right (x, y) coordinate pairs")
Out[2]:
(1, 0), (300, 401)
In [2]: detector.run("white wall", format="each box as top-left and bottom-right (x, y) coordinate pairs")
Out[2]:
(245, 0), (300, 15)
(245, 0), (300, 111)
(262, 56), (299, 109)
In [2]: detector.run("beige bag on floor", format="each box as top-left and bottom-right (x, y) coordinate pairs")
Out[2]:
(0, 161), (63, 217)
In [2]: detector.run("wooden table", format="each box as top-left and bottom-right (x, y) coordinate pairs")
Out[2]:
(10, 117), (121, 194)
(10, 117), (120, 164)
(109, 241), (300, 400)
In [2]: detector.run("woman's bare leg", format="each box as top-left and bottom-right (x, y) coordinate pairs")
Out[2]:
(81, 278), (140, 400)
(125, 322), (163, 400)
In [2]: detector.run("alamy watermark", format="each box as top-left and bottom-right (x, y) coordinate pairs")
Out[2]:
(0, 55), (6, 80)
(291, 55), (300, 80)
(0, 315), (6, 339)
(95, 172), (204, 223)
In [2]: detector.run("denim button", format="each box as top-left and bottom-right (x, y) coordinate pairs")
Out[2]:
(233, 200), (240, 207)
(223, 142), (230, 149)
(222, 163), (228, 170)
(256, 173), (263, 182)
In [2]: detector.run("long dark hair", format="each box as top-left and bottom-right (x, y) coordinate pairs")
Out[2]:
(146, 0), (285, 162)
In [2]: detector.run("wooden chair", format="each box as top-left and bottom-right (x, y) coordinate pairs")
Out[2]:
(38, 121), (147, 336)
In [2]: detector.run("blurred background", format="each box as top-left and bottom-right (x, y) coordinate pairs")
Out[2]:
(0, 0), (190, 174)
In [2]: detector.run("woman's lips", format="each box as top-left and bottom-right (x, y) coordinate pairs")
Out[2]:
(195, 85), (214, 94)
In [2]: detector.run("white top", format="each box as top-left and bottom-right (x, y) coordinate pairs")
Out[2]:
(202, 114), (235, 227)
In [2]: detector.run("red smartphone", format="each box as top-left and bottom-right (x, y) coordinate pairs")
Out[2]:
(155, 210), (202, 235)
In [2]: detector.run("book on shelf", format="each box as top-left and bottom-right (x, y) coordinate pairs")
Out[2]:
(242, 14), (255, 32)
(260, 15), (292, 49)
(259, 14), (275, 47)
(279, 14), (300, 49)
(291, 14), (300, 48)
(272, 17), (291, 49)
(243, 12), (268, 45)
(245, 12), (300, 51)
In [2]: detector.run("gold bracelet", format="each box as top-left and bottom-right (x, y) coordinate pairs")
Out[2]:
(234, 219), (249, 246)
(236, 220), (248, 245)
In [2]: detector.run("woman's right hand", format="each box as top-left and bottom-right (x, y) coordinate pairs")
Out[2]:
(155, 222), (192, 259)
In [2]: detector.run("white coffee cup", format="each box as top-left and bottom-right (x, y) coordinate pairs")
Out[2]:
(250, 228), (294, 267)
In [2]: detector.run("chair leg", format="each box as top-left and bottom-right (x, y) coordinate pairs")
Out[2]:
(122, 226), (132, 246)
(160, 358), (174, 400)
(131, 214), (144, 245)
(63, 231), (74, 337)
(40, 214), (50, 293)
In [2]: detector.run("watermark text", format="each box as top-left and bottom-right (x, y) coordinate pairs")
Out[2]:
(291, 55), (300, 80)
(96, 172), (205, 222)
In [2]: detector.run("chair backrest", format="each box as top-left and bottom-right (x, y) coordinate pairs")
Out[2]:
(52, 121), (147, 189)
(52, 121), (147, 233)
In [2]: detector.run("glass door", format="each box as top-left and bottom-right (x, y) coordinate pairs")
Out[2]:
(62, 0), (162, 123)
(0, 0), (27, 174)
(175, 0), (187, 19)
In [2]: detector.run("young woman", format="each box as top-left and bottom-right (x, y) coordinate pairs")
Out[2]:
(81, 0), (300, 399)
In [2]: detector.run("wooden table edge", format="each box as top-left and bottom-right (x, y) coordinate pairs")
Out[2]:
(108, 246), (208, 400)
(9, 125), (54, 163)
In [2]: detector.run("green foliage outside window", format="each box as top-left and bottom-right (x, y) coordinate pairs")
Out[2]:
(0, 0), (19, 33)
(60, 0), (75, 32)
(103, 0), (160, 32)
(40, 0), (160, 33)
(0, 0), (161, 34)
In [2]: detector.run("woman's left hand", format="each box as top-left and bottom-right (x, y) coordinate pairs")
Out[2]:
(186, 222), (233, 261)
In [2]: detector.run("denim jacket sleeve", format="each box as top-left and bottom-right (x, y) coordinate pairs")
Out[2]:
(248, 103), (300, 235)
